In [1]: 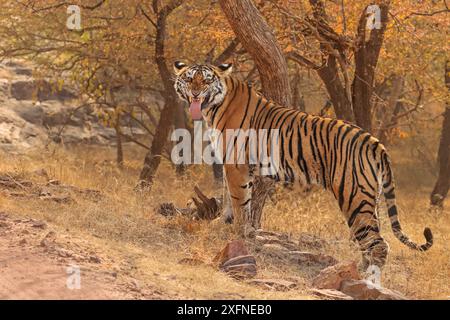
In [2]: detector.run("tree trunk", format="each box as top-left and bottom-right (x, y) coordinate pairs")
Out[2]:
(430, 61), (450, 207)
(377, 75), (404, 143)
(174, 101), (187, 176)
(137, 0), (183, 188)
(219, 0), (292, 228)
(114, 115), (124, 168)
(352, 2), (389, 132)
(219, 0), (291, 106)
(316, 55), (354, 121)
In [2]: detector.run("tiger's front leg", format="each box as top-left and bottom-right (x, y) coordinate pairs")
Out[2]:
(223, 164), (254, 237)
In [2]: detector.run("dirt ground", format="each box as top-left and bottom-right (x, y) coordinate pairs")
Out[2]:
(0, 212), (170, 299)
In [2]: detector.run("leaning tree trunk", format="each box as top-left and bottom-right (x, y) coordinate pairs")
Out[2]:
(352, 1), (389, 132)
(137, 0), (183, 189)
(219, 0), (292, 228)
(430, 61), (450, 207)
(219, 0), (291, 106)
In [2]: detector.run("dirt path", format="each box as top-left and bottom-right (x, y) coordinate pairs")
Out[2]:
(0, 212), (165, 299)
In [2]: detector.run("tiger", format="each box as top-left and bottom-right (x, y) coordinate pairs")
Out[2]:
(173, 61), (433, 268)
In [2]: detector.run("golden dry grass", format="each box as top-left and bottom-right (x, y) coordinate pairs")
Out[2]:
(0, 140), (448, 299)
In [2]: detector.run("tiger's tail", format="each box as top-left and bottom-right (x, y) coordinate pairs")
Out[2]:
(380, 150), (433, 251)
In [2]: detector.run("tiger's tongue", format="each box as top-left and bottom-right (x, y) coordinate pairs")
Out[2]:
(189, 100), (203, 120)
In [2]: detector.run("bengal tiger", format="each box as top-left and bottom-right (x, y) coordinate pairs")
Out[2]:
(173, 61), (433, 268)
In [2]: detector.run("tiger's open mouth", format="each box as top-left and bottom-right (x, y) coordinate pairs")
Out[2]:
(188, 96), (204, 120)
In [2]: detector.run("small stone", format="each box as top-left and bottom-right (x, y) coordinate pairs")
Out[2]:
(340, 279), (408, 300)
(247, 279), (296, 291)
(255, 235), (299, 251)
(47, 179), (61, 186)
(55, 247), (73, 258)
(40, 231), (56, 247)
(18, 238), (27, 246)
(31, 220), (47, 229)
(261, 243), (290, 257)
(312, 261), (361, 290)
(89, 255), (102, 264)
(254, 229), (289, 241)
(312, 289), (354, 300)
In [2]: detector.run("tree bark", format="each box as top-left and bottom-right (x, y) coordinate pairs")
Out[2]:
(431, 61), (450, 207)
(219, 0), (292, 228)
(138, 0), (183, 188)
(219, 0), (291, 106)
(352, 2), (389, 132)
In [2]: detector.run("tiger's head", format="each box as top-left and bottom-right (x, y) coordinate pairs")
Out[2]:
(173, 61), (233, 120)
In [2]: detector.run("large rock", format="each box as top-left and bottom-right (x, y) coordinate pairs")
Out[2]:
(0, 107), (45, 151)
(214, 240), (257, 279)
(0, 79), (9, 100)
(11, 79), (75, 101)
(214, 240), (249, 266)
(312, 261), (361, 290)
(340, 280), (408, 300)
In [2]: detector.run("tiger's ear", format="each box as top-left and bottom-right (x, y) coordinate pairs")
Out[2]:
(173, 61), (188, 75)
(217, 63), (233, 75)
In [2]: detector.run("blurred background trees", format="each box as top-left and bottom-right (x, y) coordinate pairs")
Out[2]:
(0, 0), (448, 205)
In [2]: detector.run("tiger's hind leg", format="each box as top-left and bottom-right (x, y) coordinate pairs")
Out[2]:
(346, 197), (389, 269)
(223, 164), (254, 237)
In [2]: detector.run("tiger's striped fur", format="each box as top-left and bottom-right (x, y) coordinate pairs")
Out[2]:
(173, 62), (433, 268)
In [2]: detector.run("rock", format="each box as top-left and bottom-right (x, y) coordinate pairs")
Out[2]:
(0, 221), (10, 228)
(0, 79), (10, 99)
(312, 261), (361, 290)
(255, 235), (299, 251)
(254, 229), (289, 241)
(213, 240), (249, 266)
(260, 243), (290, 257)
(18, 238), (27, 246)
(289, 251), (337, 267)
(13, 104), (44, 125)
(311, 289), (354, 300)
(89, 255), (102, 264)
(55, 247), (73, 258)
(247, 279), (296, 291)
(10, 80), (36, 100)
(10, 79), (75, 101)
(31, 220), (47, 229)
(340, 280), (408, 300)
(298, 233), (327, 250)
(14, 67), (33, 76)
(214, 241), (257, 279)
(40, 231), (57, 247)
(130, 279), (141, 292)
(32, 168), (49, 178)
(221, 255), (256, 269)
(47, 179), (61, 186)
(221, 263), (257, 279)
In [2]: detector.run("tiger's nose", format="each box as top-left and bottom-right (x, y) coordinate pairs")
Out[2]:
(192, 90), (200, 97)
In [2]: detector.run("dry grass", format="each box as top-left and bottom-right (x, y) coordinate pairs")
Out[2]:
(0, 141), (448, 299)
